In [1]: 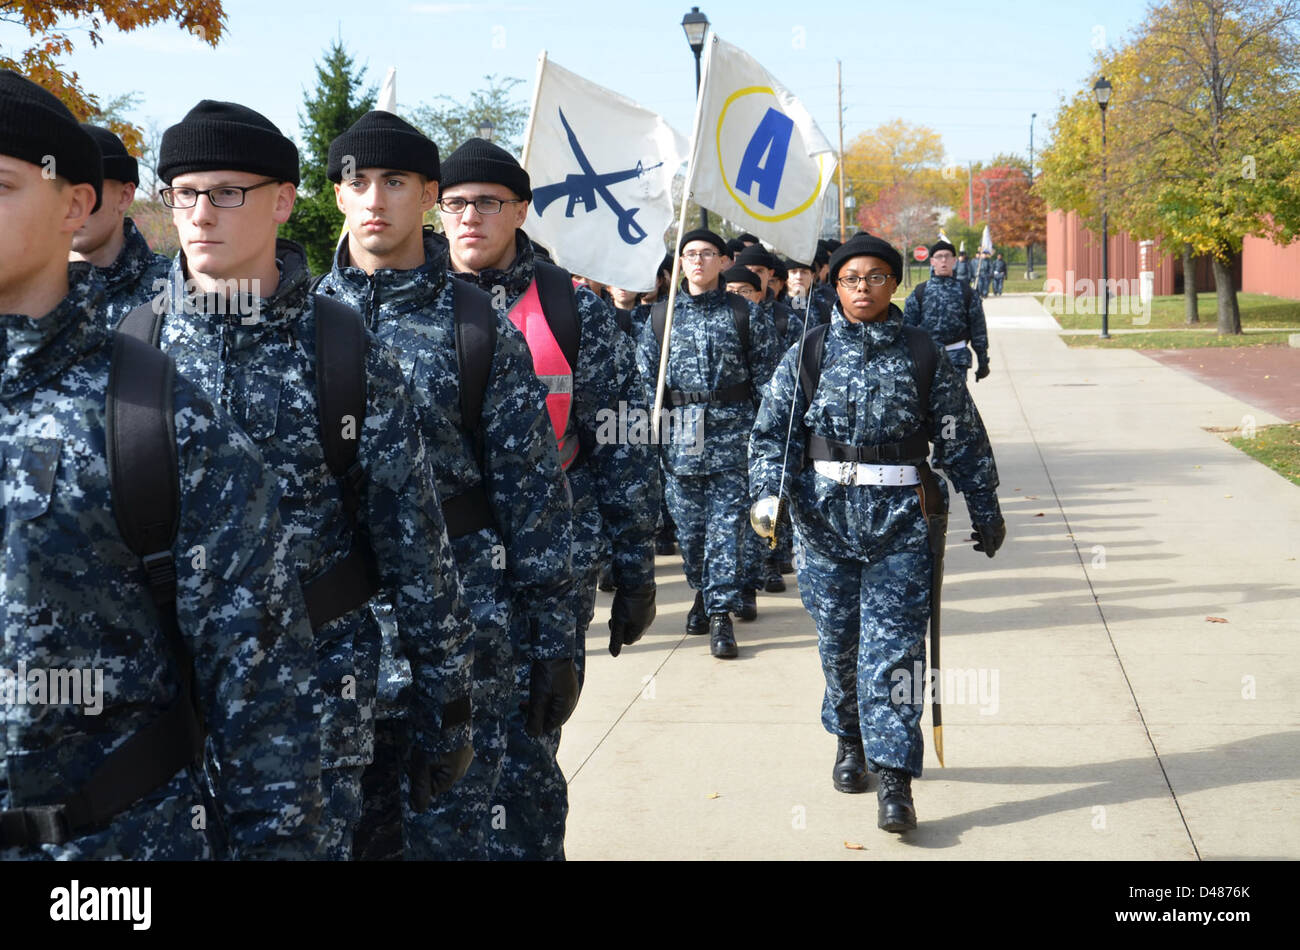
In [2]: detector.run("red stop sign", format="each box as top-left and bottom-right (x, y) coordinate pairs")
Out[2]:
(913, 245), (929, 262)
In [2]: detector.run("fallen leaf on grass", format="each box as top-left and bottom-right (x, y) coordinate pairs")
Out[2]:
(1206, 617), (1229, 623)
(844, 842), (866, 851)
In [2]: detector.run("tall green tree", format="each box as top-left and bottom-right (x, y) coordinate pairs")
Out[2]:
(281, 40), (375, 275)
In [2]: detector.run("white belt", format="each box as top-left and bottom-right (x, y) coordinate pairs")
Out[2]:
(944, 341), (968, 352)
(813, 460), (921, 486)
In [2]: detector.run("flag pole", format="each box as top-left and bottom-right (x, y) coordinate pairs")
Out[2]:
(519, 50), (548, 167)
(652, 31), (714, 441)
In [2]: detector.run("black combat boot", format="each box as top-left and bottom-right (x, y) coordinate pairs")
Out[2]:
(832, 736), (869, 793)
(876, 767), (917, 833)
(597, 563), (615, 592)
(685, 590), (708, 635)
(709, 614), (737, 659)
(738, 587), (758, 621)
(778, 559), (794, 575)
(763, 558), (786, 593)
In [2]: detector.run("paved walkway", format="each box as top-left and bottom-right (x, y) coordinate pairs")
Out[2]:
(559, 294), (1300, 860)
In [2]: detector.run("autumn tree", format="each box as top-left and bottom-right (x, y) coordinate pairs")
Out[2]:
(856, 182), (939, 287)
(280, 40), (375, 275)
(972, 164), (1045, 254)
(0, 1), (225, 152)
(1038, 0), (1300, 334)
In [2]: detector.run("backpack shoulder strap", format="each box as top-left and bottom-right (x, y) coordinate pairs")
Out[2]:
(726, 292), (750, 352)
(914, 281), (927, 312)
(798, 322), (831, 409)
(312, 293), (368, 488)
(651, 300), (668, 349)
(118, 300), (165, 347)
(901, 325), (938, 424)
(962, 282), (973, 310)
(452, 278), (498, 436)
(533, 261), (582, 371)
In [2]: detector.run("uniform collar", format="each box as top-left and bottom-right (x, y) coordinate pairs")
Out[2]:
(98, 217), (157, 294)
(831, 301), (904, 351)
(167, 238), (311, 330)
(332, 226), (450, 305)
(1, 263), (109, 401)
(450, 228), (534, 302)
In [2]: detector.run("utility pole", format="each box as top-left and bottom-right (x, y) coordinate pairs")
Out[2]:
(1027, 112), (1037, 279)
(837, 59), (846, 242)
(967, 161), (974, 228)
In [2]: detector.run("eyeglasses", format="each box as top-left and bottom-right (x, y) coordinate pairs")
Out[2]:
(682, 250), (719, 261)
(437, 196), (525, 215)
(159, 179), (279, 209)
(837, 273), (892, 289)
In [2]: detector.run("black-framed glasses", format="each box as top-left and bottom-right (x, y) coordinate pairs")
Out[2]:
(837, 273), (892, 289)
(437, 196), (525, 215)
(159, 179), (280, 209)
(682, 250), (719, 261)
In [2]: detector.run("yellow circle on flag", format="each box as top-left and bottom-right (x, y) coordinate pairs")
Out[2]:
(715, 86), (826, 223)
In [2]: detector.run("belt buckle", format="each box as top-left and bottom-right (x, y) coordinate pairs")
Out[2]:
(837, 461), (855, 485)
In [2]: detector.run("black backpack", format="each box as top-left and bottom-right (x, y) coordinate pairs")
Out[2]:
(650, 292), (750, 354)
(798, 321), (939, 429)
(116, 294), (379, 632)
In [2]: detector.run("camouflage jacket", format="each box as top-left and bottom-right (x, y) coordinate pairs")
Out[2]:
(450, 230), (657, 591)
(318, 228), (578, 660)
(97, 217), (171, 330)
(902, 274), (989, 370)
(152, 241), (471, 767)
(751, 303), (1002, 561)
(635, 283), (779, 477)
(1, 265), (321, 859)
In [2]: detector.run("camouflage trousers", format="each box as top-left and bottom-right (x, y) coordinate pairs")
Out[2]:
(663, 468), (747, 615)
(796, 539), (932, 778)
(319, 764), (365, 860)
(485, 561), (598, 861)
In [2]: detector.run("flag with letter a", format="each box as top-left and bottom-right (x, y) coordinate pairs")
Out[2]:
(686, 33), (837, 262)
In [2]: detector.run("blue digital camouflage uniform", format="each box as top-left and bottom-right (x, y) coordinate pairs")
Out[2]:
(1, 264), (322, 860)
(902, 275), (989, 379)
(151, 240), (472, 860)
(95, 217), (171, 330)
(318, 227), (576, 860)
(452, 229), (657, 860)
(807, 283), (836, 328)
(750, 301), (1001, 777)
(636, 284), (779, 617)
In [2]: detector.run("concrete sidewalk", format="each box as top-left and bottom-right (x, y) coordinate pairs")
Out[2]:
(559, 295), (1300, 860)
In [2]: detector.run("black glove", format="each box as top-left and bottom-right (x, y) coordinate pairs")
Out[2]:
(524, 657), (580, 737)
(969, 520), (1006, 558)
(608, 583), (657, 657)
(975, 360), (990, 381)
(407, 739), (474, 813)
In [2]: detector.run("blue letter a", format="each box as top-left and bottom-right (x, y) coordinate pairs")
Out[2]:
(734, 108), (794, 209)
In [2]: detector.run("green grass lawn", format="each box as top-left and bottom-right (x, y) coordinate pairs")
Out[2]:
(1061, 330), (1295, 349)
(1053, 292), (1300, 331)
(1227, 424), (1300, 487)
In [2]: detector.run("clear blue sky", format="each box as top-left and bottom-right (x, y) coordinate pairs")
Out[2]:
(2, 0), (1148, 166)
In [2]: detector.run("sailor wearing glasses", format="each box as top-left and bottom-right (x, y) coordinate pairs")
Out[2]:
(636, 228), (781, 660)
(749, 233), (1005, 833)
(436, 137), (660, 861)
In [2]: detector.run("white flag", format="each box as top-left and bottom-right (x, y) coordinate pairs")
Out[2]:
(980, 224), (994, 255)
(522, 54), (688, 293)
(687, 34), (837, 263)
(378, 68), (397, 113)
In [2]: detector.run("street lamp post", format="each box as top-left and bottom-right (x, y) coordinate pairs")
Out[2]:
(682, 6), (710, 230)
(477, 118), (496, 142)
(1094, 77), (1112, 339)
(1027, 112), (1036, 279)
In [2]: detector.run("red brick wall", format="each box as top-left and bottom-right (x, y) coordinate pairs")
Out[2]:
(1045, 209), (1174, 296)
(1242, 233), (1300, 299)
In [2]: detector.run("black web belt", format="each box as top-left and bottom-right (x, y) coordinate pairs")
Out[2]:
(667, 381), (750, 407)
